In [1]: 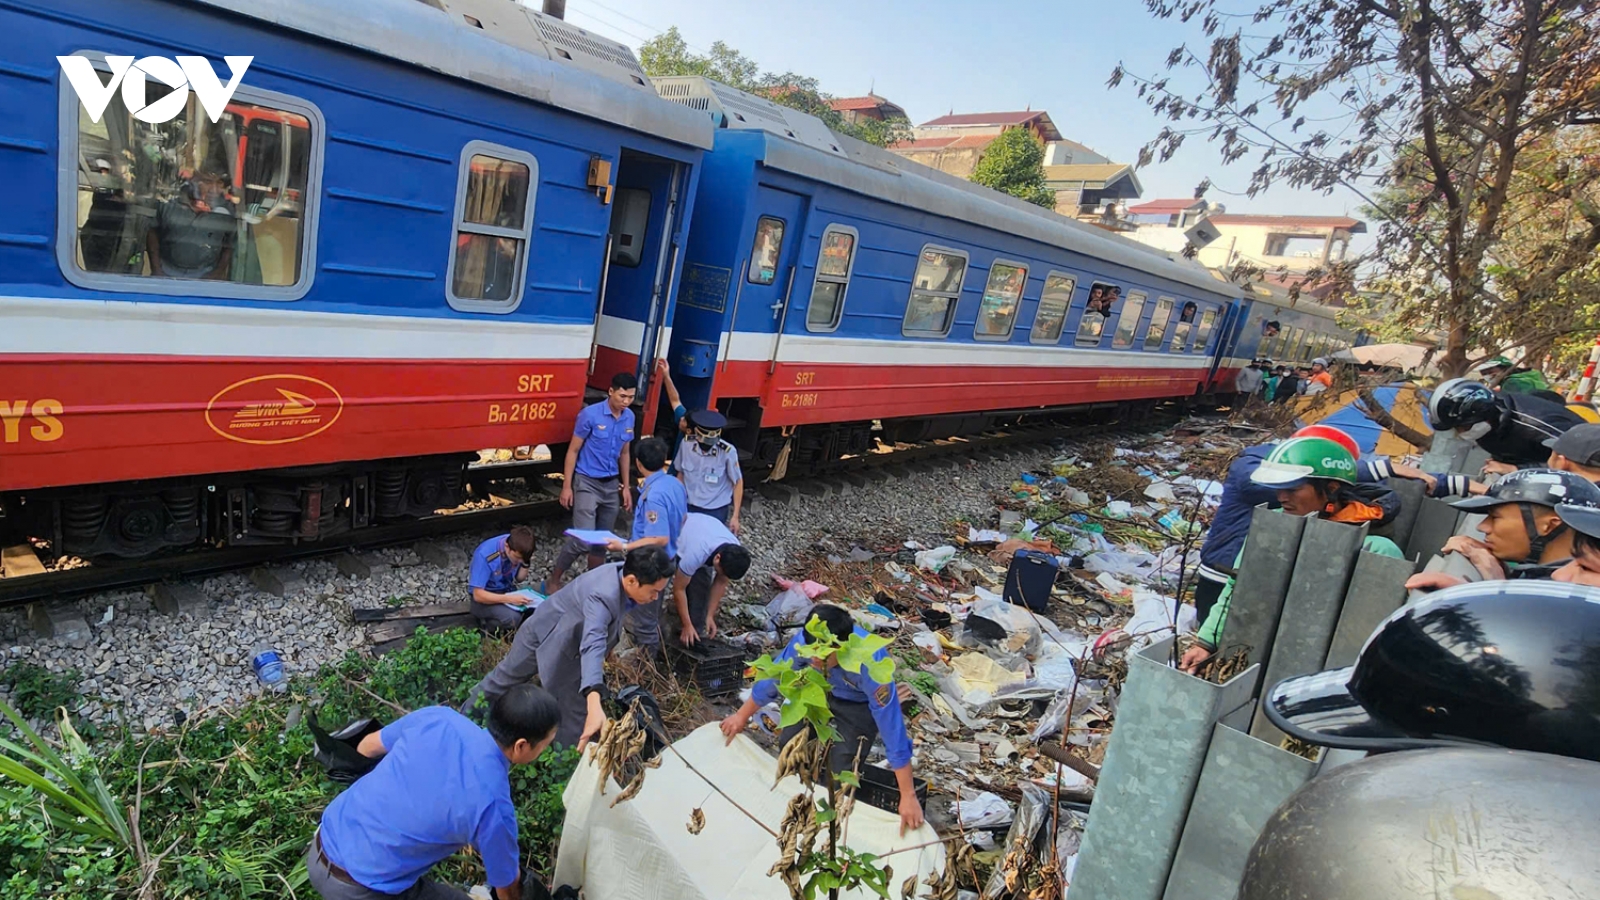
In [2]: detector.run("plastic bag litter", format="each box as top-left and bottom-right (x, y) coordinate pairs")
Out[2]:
(915, 545), (958, 572)
(1093, 572), (1133, 598)
(958, 595), (1044, 656)
(1028, 680), (1107, 742)
(911, 630), (945, 661)
(950, 791), (1014, 829)
(941, 653), (1028, 709)
(967, 527), (1008, 544)
(1122, 589), (1197, 649)
(1082, 548), (1162, 581)
(764, 586), (816, 631)
(771, 576), (829, 599)
(981, 783), (1052, 900)
(1143, 481), (1178, 503)
(1063, 487), (1091, 507)
(1103, 500), (1134, 518)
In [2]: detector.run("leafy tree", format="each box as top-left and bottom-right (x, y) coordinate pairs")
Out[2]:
(968, 126), (1057, 208)
(1114, 1), (1600, 377)
(637, 27), (912, 148)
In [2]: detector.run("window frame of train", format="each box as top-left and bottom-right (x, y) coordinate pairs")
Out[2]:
(1193, 308), (1218, 354)
(1033, 271), (1078, 344)
(748, 214), (785, 285)
(1144, 296), (1176, 350)
(1111, 291), (1148, 349)
(55, 51), (326, 301)
(902, 244), (969, 339)
(1169, 300), (1198, 353)
(806, 224), (859, 332)
(445, 141), (539, 313)
(974, 258), (1028, 342)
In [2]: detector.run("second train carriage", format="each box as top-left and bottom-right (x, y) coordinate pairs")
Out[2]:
(647, 78), (1245, 470)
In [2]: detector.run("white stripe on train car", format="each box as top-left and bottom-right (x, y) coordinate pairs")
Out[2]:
(592, 314), (671, 356)
(0, 296), (593, 359)
(718, 331), (1210, 369)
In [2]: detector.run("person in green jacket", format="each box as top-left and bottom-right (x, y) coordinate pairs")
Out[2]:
(1477, 356), (1551, 394)
(1180, 436), (1404, 672)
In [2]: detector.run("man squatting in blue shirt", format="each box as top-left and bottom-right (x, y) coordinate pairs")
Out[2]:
(467, 526), (536, 630)
(306, 684), (558, 900)
(720, 605), (926, 835)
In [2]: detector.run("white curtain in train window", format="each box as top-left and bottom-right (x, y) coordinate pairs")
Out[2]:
(453, 155), (531, 302)
(72, 79), (311, 286)
(1111, 293), (1146, 349)
(976, 262), (1026, 337)
(1032, 273), (1075, 343)
(905, 247), (967, 335)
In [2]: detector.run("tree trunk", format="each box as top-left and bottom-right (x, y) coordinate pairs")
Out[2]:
(1356, 386), (1435, 450)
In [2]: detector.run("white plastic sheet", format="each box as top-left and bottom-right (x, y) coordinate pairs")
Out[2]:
(555, 724), (946, 900)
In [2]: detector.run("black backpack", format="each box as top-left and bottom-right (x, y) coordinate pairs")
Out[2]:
(308, 710), (384, 784)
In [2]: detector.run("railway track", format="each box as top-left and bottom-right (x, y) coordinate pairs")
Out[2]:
(0, 412), (1179, 610)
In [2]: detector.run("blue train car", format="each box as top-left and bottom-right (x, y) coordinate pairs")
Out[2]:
(1213, 289), (1361, 392)
(651, 77), (1242, 467)
(0, 0), (710, 556)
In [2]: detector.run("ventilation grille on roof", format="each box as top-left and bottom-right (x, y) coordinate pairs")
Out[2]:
(532, 16), (646, 76)
(650, 76), (845, 155)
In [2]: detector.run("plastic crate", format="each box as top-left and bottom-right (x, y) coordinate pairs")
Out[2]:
(670, 639), (745, 699)
(855, 764), (929, 814)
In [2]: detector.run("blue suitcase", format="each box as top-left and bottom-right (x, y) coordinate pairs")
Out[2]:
(1004, 549), (1058, 612)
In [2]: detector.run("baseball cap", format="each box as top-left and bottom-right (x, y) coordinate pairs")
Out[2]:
(1545, 423), (1600, 467)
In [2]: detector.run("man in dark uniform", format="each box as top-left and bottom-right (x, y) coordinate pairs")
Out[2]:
(1429, 377), (1583, 470)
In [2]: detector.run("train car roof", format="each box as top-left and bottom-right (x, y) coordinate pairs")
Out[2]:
(652, 75), (1242, 301)
(191, 0), (714, 151)
(1240, 282), (1343, 320)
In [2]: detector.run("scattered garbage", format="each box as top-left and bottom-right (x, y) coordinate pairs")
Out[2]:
(951, 790), (1014, 828)
(251, 644), (288, 693)
(915, 545), (959, 572)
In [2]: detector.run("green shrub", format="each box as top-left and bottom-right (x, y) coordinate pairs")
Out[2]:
(0, 662), (81, 720)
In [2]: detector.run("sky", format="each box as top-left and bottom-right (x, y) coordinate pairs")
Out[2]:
(558, 0), (1372, 222)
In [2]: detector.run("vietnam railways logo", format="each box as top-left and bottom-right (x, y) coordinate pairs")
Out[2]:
(206, 375), (343, 445)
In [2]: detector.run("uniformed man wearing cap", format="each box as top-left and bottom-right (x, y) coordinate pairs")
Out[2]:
(673, 409), (745, 533)
(1548, 423), (1600, 483)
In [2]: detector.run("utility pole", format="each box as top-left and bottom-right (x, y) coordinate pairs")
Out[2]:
(542, 0), (566, 19)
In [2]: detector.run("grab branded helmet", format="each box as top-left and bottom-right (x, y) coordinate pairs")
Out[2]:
(1451, 468), (1600, 563)
(1239, 748), (1600, 900)
(1427, 377), (1498, 431)
(1291, 424), (1360, 460)
(1250, 436), (1358, 488)
(1263, 581), (1600, 762)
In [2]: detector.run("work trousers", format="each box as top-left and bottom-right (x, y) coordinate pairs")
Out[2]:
(305, 837), (469, 900)
(553, 473), (621, 573)
(470, 599), (526, 630)
(778, 696), (879, 777)
(459, 619), (589, 749)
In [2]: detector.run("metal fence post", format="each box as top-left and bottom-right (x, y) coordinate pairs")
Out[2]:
(1249, 517), (1365, 743)
(1324, 550), (1415, 668)
(1404, 497), (1465, 562)
(1381, 477), (1426, 552)
(1070, 637), (1260, 900)
(1214, 506), (1306, 693)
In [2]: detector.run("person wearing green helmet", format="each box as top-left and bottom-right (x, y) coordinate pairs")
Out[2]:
(1180, 436), (1405, 672)
(1477, 356), (1551, 395)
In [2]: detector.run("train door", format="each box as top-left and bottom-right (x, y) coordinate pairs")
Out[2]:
(749, 188), (811, 373)
(589, 150), (687, 431)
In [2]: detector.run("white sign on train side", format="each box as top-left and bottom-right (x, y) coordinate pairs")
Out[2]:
(58, 55), (253, 124)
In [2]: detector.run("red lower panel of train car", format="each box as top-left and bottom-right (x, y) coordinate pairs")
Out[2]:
(0, 355), (588, 492)
(713, 360), (1211, 428)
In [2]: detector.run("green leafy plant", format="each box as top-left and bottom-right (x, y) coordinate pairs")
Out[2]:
(1, 663), (82, 720)
(0, 695), (130, 848)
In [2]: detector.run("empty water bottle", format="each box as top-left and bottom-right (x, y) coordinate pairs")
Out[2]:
(251, 645), (288, 693)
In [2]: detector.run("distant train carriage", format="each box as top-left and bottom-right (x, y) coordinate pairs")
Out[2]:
(1213, 289), (1361, 394)
(649, 78), (1240, 471)
(0, 0), (711, 557)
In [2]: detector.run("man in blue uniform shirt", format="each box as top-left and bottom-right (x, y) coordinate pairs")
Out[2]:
(307, 684), (559, 900)
(720, 605), (926, 835)
(467, 526), (536, 629)
(673, 409), (744, 532)
(665, 513), (751, 647)
(607, 437), (688, 651)
(461, 547), (676, 749)
(548, 372), (636, 590)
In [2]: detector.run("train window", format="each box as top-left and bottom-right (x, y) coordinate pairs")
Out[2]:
(446, 142), (538, 313)
(903, 245), (968, 337)
(1033, 272), (1077, 344)
(1144, 297), (1175, 350)
(807, 225), (858, 331)
(1194, 309), (1218, 353)
(1111, 293), (1147, 349)
(608, 188), (651, 268)
(1170, 320), (1192, 353)
(748, 216), (785, 285)
(59, 57), (323, 300)
(975, 260), (1027, 340)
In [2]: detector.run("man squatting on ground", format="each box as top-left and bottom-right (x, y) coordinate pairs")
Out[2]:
(467, 526), (536, 629)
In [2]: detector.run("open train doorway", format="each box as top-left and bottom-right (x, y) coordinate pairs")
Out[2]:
(588, 150), (687, 434)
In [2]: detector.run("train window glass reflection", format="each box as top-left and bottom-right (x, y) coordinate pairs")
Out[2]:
(608, 188), (651, 268)
(748, 216), (785, 285)
(807, 225), (858, 331)
(66, 71), (319, 298)
(1033, 272), (1076, 344)
(1144, 297), (1175, 350)
(975, 261), (1027, 340)
(447, 143), (538, 312)
(1194, 309), (1218, 353)
(903, 245), (968, 337)
(1111, 293), (1146, 349)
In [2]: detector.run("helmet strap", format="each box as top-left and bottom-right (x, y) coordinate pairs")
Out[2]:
(1520, 503), (1566, 564)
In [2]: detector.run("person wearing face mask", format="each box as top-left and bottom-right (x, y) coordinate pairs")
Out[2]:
(1405, 469), (1600, 592)
(1180, 436), (1405, 672)
(1428, 377), (1582, 470)
(672, 409), (744, 534)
